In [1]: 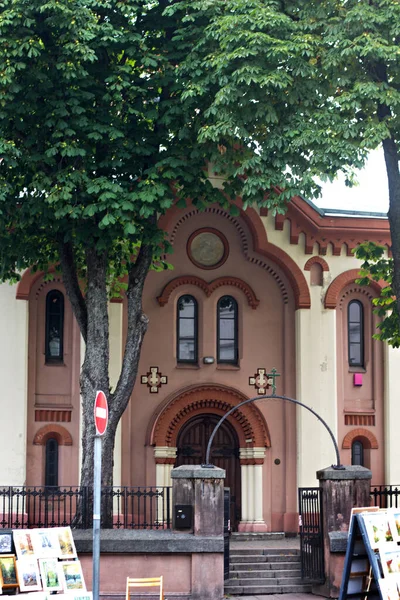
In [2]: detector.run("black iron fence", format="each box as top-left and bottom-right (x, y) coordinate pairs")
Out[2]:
(298, 487), (325, 583)
(371, 485), (400, 508)
(0, 486), (171, 530)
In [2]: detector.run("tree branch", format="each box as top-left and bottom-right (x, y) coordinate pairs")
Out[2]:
(111, 242), (153, 419)
(58, 240), (88, 342)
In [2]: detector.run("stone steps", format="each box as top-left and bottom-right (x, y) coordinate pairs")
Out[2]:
(231, 532), (285, 542)
(225, 547), (312, 595)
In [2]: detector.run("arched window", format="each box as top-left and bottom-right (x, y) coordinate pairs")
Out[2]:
(217, 296), (238, 364)
(45, 290), (64, 363)
(348, 300), (364, 367)
(177, 295), (198, 363)
(45, 438), (59, 487)
(351, 440), (364, 466)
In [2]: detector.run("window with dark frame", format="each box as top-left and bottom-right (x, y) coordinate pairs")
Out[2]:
(217, 295), (238, 364)
(177, 295), (198, 363)
(348, 300), (364, 367)
(45, 290), (64, 363)
(45, 437), (59, 487)
(351, 440), (364, 466)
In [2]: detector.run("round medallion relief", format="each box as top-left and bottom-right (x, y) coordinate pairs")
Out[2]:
(187, 228), (229, 270)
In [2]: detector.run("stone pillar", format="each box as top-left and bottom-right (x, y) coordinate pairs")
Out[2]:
(315, 465), (372, 598)
(171, 465), (225, 600)
(238, 448), (268, 532)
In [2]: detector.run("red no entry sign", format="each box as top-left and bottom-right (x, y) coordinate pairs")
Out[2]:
(94, 390), (108, 436)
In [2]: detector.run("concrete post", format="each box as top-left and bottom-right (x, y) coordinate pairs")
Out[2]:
(171, 465), (225, 600)
(314, 465), (372, 598)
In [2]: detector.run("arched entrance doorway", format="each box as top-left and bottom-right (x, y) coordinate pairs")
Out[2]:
(175, 414), (241, 530)
(150, 384), (271, 532)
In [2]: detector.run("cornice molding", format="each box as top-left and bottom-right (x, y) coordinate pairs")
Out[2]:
(275, 196), (390, 256)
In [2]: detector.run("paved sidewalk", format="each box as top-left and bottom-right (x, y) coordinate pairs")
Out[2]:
(226, 594), (327, 600)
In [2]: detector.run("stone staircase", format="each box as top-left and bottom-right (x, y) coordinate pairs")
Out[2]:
(225, 547), (313, 596)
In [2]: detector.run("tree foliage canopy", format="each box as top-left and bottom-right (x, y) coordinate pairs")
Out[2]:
(0, 0), (399, 489)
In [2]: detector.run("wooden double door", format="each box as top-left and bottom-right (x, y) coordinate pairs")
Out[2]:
(175, 414), (241, 531)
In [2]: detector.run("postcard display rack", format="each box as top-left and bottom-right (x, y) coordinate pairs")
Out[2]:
(339, 509), (400, 600)
(0, 527), (92, 600)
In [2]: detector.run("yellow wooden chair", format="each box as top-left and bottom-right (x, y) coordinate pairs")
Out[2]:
(126, 576), (164, 600)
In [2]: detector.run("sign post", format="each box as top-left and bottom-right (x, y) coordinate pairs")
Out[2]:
(93, 391), (108, 600)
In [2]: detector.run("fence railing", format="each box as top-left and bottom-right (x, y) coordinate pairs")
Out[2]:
(371, 485), (400, 509)
(0, 486), (171, 530)
(298, 487), (325, 583)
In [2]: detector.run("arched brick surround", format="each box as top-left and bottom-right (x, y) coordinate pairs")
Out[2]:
(16, 266), (57, 300)
(158, 202), (311, 309)
(342, 428), (379, 450)
(157, 275), (260, 309)
(33, 424), (73, 446)
(150, 384), (271, 451)
(304, 256), (329, 272)
(324, 269), (383, 309)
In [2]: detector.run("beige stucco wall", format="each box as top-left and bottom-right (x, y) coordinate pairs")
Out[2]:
(109, 302), (123, 486)
(384, 345), (400, 485)
(0, 282), (28, 484)
(296, 287), (338, 488)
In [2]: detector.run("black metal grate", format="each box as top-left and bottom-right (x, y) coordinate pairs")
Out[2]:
(223, 488), (230, 581)
(371, 485), (400, 509)
(0, 486), (171, 529)
(298, 487), (325, 583)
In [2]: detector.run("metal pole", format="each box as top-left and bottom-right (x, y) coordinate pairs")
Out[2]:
(93, 435), (102, 600)
(204, 393), (344, 469)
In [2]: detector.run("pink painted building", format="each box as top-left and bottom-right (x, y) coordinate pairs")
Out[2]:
(2, 195), (398, 534)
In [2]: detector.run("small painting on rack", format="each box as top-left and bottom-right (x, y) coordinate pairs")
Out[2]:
(362, 512), (395, 549)
(379, 545), (400, 578)
(17, 558), (42, 592)
(13, 530), (36, 560)
(39, 558), (63, 592)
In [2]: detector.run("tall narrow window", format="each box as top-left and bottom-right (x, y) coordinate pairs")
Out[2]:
(351, 440), (364, 466)
(45, 290), (64, 363)
(217, 296), (238, 364)
(177, 295), (198, 363)
(348, 300), (364, 367)
(45, 438), (59, 487)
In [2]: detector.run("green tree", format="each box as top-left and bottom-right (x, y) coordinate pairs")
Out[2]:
(355, 242), (399, 347)
(1, 0), (398, 505)
(174, 0), (400, 339)
(0, 0), (329, 500)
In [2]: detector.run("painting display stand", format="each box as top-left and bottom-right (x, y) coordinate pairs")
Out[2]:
(340, 508), (400, 600)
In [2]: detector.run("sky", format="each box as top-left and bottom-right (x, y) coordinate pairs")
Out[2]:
(315, 148), (389, 214)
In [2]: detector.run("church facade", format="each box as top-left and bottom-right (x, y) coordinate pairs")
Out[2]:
(2, 193), (398, 534)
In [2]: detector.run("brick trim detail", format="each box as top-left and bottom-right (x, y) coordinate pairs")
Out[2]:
(150, 384), (270, 450)
(324, 269), (383, 309)
(158, 202), (311, 309)
(157, 275), (260, 309)
(16, 266), (57, 300)
(304, 256), (329, 272)
(35, 410), (72, 423)
(33, 424), (73, 446)
(342, 428), (379, 450)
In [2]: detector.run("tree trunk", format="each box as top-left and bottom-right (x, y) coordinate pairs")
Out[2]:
(383, 136), (400, 321)
(60, 241), (153, 527)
